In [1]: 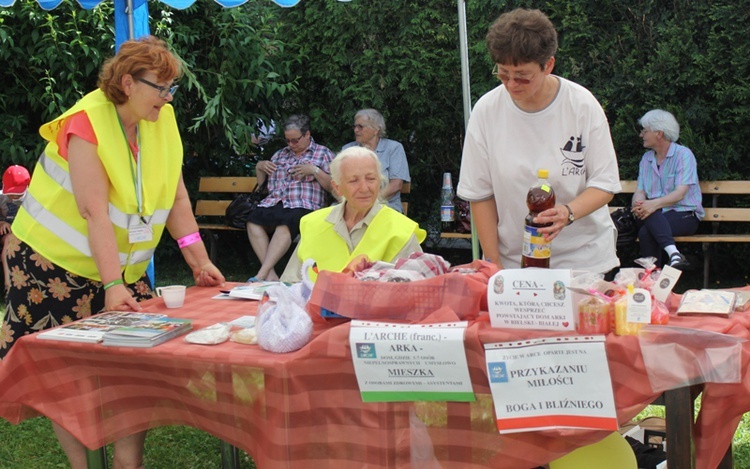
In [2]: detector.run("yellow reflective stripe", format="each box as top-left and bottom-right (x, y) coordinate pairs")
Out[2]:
(22, 192), (155, 267)
(148, 209), (170, 225)
(129, 248), (155, 265)
(40, 152), (73, 192)
(39, 153), (170, 229)
(23, 191), (92, 257)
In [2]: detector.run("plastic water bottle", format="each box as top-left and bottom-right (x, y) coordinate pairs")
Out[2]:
(440, 172), (455, 231)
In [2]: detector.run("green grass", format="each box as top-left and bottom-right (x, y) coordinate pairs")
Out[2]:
(636, 396), (750, 467)
(0, 420), (257, 468)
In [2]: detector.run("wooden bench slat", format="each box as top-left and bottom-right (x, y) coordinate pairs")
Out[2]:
(702, 208), (750, 222)
(401, 182), (411, 216)
(197, 223), (243, 231)
(441, 232), (471, 239)
(619, 180), (750, 195)
(195, 200), (233, 217)
(674, 235), (750, 243)
(619, 180), (639, 193)
(198, 177), (257, 193)
(698, 180), (750, 195)
(609, 207), (750, 223)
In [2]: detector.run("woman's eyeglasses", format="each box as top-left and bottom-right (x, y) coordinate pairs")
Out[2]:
(353, 124), (366, 131)
(137, 77), (179, 98)
(286, 136), (303, 145)
(492, 64), (537, 85)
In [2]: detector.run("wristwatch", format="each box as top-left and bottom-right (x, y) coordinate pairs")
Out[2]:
(564, 204), (575, 225)
(313, 166), (320, 176)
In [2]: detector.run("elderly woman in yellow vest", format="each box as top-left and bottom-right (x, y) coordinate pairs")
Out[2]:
(0, 36), (224, 468)
(280, 146), (426, 283)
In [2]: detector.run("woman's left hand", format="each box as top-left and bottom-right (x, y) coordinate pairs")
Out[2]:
(534, 204), (570, 241)
(105, 284), (142, 312)
(194, 262), (225, 286)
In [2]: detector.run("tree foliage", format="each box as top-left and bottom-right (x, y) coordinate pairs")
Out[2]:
(277, 0), (750, 229)
(2, 0), (750, 272)
(0, 0), (298, 181)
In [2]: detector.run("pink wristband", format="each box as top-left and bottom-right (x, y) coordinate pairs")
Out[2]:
(177, 232), (201, 249)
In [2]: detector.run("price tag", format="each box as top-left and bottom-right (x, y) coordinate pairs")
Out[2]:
(626, 287), (651, 324)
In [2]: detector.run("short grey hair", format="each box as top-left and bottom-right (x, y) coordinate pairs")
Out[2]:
(284, 114), (311, 135)
(330, 146), (388, 203)
(354, 109), (386, 138)
(639, 109), (680, 142)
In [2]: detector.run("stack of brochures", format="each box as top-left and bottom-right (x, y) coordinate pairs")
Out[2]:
(102, 316), (192, 348)
(37, 311), (192, 348)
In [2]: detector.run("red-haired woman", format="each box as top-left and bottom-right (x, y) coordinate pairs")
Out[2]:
(0, 36), (225, 468)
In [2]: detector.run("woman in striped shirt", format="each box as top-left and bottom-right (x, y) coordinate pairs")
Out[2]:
(632, 109), (704, 270)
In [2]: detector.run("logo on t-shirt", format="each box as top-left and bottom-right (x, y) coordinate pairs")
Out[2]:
(560, 135), (586, 176)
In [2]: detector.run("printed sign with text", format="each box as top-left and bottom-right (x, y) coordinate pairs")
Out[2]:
(484, 336), (617, 433)
(349, 320), (474, 402)
(488, 269), (574, 331)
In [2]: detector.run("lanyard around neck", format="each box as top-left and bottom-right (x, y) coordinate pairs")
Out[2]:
(117, 116), (144, 219)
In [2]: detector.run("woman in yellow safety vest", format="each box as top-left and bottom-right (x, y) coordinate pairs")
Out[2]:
(281, 146), (426, 283)
(0, 36), (225, 468)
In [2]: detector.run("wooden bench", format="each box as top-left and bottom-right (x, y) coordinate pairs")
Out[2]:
(614, 180), (750, 288)
(400, 182), (410, 216)
(195, 176), (258, 263)
(195, 177), (413, 263)
(440, 180), (750, 287)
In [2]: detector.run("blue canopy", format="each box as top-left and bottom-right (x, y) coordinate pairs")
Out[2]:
(0, 0), (305, 50)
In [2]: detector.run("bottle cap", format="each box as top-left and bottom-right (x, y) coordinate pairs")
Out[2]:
(442, 172), (452, 188)
(538, 169), (549, 179)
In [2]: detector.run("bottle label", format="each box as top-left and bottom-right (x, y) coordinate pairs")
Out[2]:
(441, 188), (455, 205)
(441, 205), (455, 222)
(522, 225), (551, 259)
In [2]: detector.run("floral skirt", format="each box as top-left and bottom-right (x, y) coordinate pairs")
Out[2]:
(0, 237), (153, 359)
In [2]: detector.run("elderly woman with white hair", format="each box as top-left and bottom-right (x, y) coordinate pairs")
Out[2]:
(280, 146), (425, 283)
(342, 109), (410, 213)
(632, 109), (703, 269)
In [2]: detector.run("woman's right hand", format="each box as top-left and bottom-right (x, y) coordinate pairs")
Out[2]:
(104, 284), (142, 312)
(256, 160), (277, 175)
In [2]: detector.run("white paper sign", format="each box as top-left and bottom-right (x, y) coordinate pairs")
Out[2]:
(349, 320), (474, 402)
(487, 269), (574, 331)
(627, 287), (652, 324)
(652, 265), (682, 303)
(484, 336), (618, 433)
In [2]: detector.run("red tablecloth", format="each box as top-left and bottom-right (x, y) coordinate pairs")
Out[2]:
(0, 284), (747, 468)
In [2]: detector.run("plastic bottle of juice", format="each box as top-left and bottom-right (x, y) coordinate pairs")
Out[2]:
(521, 169), (555, 268)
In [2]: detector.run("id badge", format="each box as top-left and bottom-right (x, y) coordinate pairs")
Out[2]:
(128, 223), (153, 243)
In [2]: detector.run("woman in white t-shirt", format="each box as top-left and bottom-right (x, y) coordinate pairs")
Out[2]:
(457, 8), (621, 275)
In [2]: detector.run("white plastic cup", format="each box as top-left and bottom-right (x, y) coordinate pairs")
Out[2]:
(155, 285), (186, 308)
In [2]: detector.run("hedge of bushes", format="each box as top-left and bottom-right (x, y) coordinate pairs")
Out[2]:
(2, 0), (749, 280)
